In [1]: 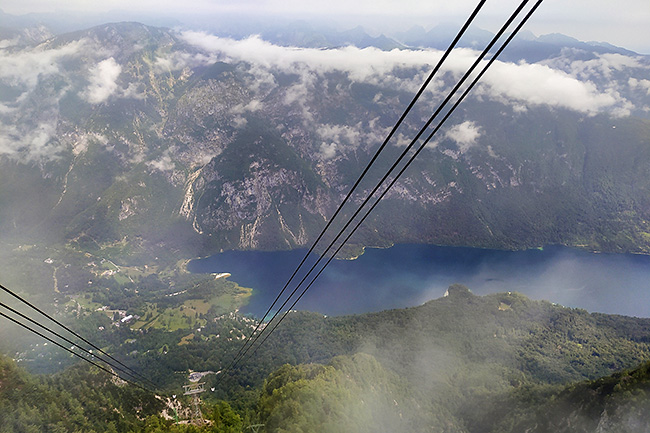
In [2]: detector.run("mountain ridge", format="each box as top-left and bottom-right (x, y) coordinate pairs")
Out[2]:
(2, 22), (650, 260)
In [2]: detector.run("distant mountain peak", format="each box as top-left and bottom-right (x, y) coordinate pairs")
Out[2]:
(537, 32), (582, 45)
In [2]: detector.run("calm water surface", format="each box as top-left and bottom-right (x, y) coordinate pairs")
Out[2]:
(187, 244), (650, 318)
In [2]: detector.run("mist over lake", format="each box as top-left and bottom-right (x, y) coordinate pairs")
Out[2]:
(187, 244), (650, 318)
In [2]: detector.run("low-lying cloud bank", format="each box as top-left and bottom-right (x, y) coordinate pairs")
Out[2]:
(179, 31), (643, 117)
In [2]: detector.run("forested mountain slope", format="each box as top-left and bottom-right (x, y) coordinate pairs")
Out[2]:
(256, 355), (650, 433)
(2, 287), (650, 432)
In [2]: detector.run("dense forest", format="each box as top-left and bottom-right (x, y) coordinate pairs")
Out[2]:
(2, 285), (650, 432)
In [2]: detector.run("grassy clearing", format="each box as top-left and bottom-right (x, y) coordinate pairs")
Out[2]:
(183, 299), (212, 315)
(131, 277), (252, 332)
(178, 333), (195, 345)
(70, 294), (104, 312)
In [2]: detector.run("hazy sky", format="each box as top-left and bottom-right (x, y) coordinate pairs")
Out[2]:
(2, 0), (649, 53)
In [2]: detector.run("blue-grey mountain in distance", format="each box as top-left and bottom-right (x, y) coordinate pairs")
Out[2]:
(187, 244), (650, 318)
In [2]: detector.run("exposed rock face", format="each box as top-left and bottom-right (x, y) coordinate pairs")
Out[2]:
(2, 22), (650, 257)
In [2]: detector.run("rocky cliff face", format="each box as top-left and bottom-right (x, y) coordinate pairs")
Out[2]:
(2, 22), (650, 259)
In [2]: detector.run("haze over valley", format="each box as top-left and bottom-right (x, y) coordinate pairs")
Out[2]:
(1, 3), (650, 432)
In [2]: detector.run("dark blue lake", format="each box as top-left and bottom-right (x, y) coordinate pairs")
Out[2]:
(187, 244), (650, 318)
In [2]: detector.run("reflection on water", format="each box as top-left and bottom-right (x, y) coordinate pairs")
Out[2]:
(187, 245), (650, 318)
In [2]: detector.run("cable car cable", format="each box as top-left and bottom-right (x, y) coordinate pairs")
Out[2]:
(238, 0), (544, 365)
(0, 283), (156, 389)
(0, 309), (154, 394)
(221, 0), (489, 375)
(0, 300), (156, 389)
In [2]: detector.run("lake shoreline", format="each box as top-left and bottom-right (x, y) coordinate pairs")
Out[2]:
(187, 243), (650, 319)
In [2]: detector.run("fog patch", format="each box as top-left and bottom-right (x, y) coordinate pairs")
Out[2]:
(443, 248), (650, 318)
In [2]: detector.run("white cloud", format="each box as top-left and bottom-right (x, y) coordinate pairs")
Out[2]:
(543, 52), (648, 99)
(480, 61), (623, 115)
(231, 99), (264, 115)
(121, 82), (145, 100)
(71, 132), (107, 156)
(0, 102), (16, 114)
(316, 123), (361, 146)
(319, 142), (338, 160)
(567, 53), (643, 80)
(315, 124), (359, 159)
(629, 78), (650, 96)
(598, 53), (643, 70)
(0, 121), (61, 161)
(283, 80), (310, 105)
(0, 42), (89, 161)
(181, 32), (631, 116)
(179, 32), (447, 82)
(394, 132), (414, 147)
(244, 99), (263, 112)
(148, 153), (176, 172)
(0, 40), (86, 88)
(1, 28), (642, 164)
(154, 51), (218, 72)
(232, 115), (248, 129)
(228, 100), (262, 128)
(0, 38), (20, 49)
(445, 121), (481, 153)
(245, 64), (278, 94)
(283, 76), (316, 123)
(314, 121), (389, 156)
(82, 57), (122, 104)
